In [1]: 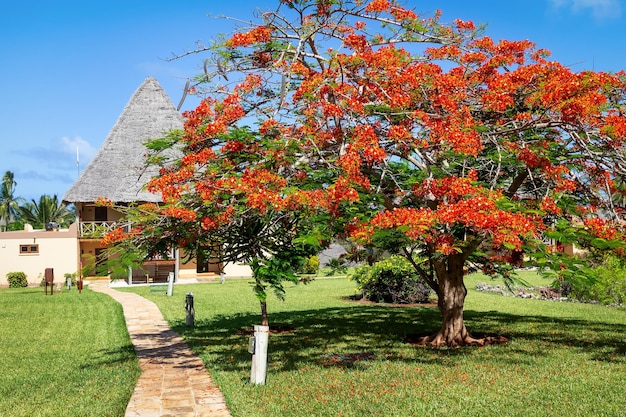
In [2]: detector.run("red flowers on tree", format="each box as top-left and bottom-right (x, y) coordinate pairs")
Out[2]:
(112, 0), (626, 346)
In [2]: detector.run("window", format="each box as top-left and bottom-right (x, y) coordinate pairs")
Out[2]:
(20, 244), (39, 254)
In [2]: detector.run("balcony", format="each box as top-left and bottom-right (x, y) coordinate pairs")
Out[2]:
(79, 221), (130, 239)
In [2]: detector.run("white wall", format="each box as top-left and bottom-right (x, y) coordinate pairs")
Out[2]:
(0, 224), (79, 287)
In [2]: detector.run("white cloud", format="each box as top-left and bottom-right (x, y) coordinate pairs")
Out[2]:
(60, 136), (98, 163)
(550, 0), (622, 20)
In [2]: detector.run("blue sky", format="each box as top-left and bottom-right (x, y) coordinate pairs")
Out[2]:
(1, 0), (624, 201)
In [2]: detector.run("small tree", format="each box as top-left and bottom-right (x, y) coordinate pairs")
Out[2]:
(103, 157), (324, 326)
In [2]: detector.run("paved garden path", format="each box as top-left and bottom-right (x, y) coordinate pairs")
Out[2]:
(89, 281), (232, 417)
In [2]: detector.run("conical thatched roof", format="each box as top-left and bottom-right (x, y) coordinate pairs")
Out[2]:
(63, 77), (183, 204)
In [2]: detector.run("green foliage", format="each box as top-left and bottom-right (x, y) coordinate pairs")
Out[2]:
(249, 232), (323, 305)
(0, 170), (25, 230)
(560, 255), (626, 305)
(17, 194), (75, 229)
(6, 220), (24, 231)
(350, 256), (431, 304)
(325, 257), (348, 276)
(6, 271), (27, 288)
(302, 255), (320, 274)
(251, 255), (302, 302)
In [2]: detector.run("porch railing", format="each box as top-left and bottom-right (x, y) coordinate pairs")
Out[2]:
(79, 221), (130, 238)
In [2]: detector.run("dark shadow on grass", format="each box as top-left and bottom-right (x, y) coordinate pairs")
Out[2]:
(167, 303), (626, 374)
(77, 344), (139, 371)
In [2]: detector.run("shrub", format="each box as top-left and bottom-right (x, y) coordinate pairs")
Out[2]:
(302, 255), (320, 274)
(325, 257), (348, 276)
(7, 272), (28, 288)
(560, 256), (626, 305)
(350, 255), (432, 304)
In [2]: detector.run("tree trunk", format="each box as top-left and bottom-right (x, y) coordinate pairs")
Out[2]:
(260, 301), (269, 326)
(419, 254), (488, 347)
(429, 269), (475, 347)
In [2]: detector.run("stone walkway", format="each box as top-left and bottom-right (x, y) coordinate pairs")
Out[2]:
(89, 281), (233, 417)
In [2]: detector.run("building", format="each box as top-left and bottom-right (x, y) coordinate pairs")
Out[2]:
(0, 223), (78, 287)
(61, 77), (249, 284)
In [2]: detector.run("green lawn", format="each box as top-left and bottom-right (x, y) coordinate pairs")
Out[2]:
(126, 272), (626, 417)
(0, 286), (140, 417)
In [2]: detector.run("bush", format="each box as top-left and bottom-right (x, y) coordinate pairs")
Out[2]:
(325, 257), (348, 276)
(302, 255), (320, 274)
(6, 272), (28, 288)
(560, 256), (626, 305)
(350, 255), (432, 304)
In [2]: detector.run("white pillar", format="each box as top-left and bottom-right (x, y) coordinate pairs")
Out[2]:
(250, 325), (269, 385)
(166, 272), (174, 296)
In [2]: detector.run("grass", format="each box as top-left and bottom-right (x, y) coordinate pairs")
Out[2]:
(0, 286), (140, 417)
(124, 272), (626, 417)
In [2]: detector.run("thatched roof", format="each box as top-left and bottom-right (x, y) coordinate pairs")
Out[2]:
(63, 77), (183, 204)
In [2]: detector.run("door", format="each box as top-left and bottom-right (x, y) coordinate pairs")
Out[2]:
(95, 206), (108, 222)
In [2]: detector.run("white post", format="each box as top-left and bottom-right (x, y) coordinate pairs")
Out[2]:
(166, 272), (174, 296)
(250, 325), (269, 385)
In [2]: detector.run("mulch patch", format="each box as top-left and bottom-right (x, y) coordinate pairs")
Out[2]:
(320, 352), (376, 367)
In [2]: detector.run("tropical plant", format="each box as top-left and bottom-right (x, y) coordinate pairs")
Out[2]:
(17, 194), (75, 229)
(108, 0), (626, 346)
(0, 171), (25, 231)
(325, 257), (348, 276)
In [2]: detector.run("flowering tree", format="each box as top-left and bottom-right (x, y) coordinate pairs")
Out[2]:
(111, 0), (626, 345)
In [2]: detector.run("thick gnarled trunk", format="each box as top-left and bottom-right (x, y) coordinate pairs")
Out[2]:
(427, 271), (478, 346)
(417, 254), (501, 347)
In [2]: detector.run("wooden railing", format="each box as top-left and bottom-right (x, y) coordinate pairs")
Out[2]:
(79, 221), (130, 238)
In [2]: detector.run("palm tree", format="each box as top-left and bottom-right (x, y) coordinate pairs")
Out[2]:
(17, 194), (75, 229)
(0, 171), (25, 231)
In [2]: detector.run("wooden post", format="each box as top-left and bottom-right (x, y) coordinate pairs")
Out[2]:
(250, 325), (269, 385)
(44, 268), (54, 295)
(78, 262), (83, 294)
